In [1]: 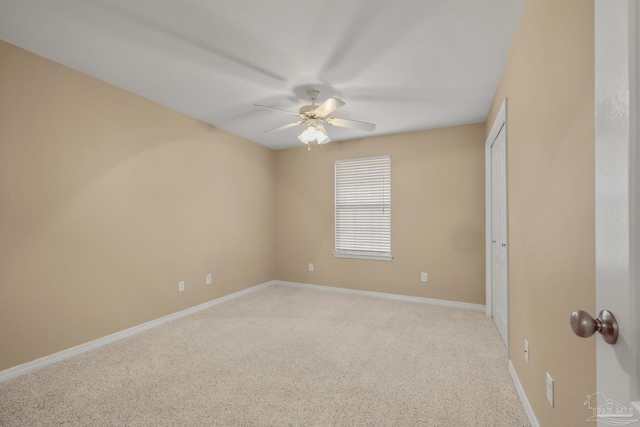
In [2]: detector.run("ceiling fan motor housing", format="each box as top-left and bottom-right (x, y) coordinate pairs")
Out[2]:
(299, 89), (321, 119)
(255, 89), (375, 136)
(299, 104), (320, 119)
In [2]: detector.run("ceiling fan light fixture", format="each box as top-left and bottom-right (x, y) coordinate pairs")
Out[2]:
(298, 123), (330, 145)
(298, 124), (317, 144)
(316, 128), (330, 144)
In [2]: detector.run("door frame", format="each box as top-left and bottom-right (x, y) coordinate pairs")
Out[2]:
(485, 98), (508, 352)
(595, 0), (639, 417)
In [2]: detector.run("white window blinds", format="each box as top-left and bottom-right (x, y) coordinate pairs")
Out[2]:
(334, 156), (392, 261)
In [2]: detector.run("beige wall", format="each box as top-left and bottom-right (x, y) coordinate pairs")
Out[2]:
(275, 124), (486, 305)
(1, 4), (597, 424)
(0, 40), (276, 371)
(485, 0), (596, 425)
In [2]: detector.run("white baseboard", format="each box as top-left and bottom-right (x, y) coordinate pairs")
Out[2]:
(0, 280), (276, 383)
(275, 281), (486, 312)
(509, 359), (540, 427)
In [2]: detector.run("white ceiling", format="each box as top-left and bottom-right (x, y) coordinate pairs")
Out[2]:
(0, 0), (524, 150)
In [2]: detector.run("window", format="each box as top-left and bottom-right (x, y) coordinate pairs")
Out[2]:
(334, 156), (392, 261)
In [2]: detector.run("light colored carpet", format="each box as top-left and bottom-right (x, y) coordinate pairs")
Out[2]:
(0, 285), (529, 426)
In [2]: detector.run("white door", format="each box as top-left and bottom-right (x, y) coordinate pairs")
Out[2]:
(593, 1), (639, 425)
(489, 115), (508, 346)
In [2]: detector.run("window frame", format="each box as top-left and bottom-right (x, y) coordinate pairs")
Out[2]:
(333, 155), (393, 261)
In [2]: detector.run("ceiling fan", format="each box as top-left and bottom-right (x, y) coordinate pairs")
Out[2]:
(254, 90), (376, 146)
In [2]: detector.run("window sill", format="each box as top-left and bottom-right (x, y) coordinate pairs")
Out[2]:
(333, 252), (393, 261)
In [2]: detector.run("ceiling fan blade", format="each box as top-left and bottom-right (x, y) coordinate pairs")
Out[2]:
(327, 117), (376, 132)
(254, 104), (300, 117)
(264, 121), (304, 133)
(314, 97), (345, 117)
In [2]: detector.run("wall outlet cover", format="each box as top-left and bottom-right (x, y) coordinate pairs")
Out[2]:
(546, 372), (554, 407)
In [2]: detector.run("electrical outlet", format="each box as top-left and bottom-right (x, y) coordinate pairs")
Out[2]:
(206, 274), (212, 285)
(421, 272), (428, 282)
(546, 372), (554, 407)
(308, 263), (314, 272)
(524, 340), (530, 362)
(178, 281), (185, 292)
